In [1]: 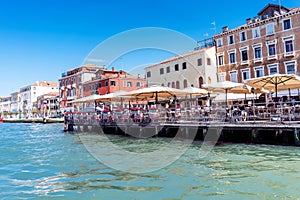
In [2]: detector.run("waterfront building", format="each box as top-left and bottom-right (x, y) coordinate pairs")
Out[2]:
(83, 67), (145, 96)
(213, 4), (300, 83)
(145, 47), (217, 89)
(19, 81), (58, 117)
(0, 97), (11, 117)
(10, 92), (19, 114)
(58, 64), (105, 110)
(37, 92), (60, 118)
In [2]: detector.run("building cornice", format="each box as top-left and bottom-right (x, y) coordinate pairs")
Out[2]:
(214, 8), (300, 39)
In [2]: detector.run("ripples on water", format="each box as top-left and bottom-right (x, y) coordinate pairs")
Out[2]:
(1, 123), (300, 199)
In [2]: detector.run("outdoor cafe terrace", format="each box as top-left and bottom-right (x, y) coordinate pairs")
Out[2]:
(68, 74), (300, 124)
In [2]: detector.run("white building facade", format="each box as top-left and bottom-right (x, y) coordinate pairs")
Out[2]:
(145, 47), (218, 89)
(10, 92), (19, 113)
(19, 81), (58, 116)
(0, 97), (11, 116)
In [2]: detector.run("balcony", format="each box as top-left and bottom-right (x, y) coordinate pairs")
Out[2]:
(254, 58), (263, 63)
(241, 60), (249, 65)
(267, 55), (277, 60)
(284, 51), (295, 58)
(67, 96), (75, 100)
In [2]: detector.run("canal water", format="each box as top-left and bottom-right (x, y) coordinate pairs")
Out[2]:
(1, 123), (300, 199)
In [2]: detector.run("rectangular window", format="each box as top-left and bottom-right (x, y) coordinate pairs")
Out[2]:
(219, 74), (226, 82)
(230, 71), (238, 83)
(174, 64), (179, 71)
(253, 44), (262, 62)
(240, 31), (247, 41)
(268, 44), (276, 56)
(241, 69), (250, 81)
(197, 58), (202, 66)
(255, 67), (264, 78)
(110, 81), (116, 86)
(266, 23), (274, 35)
(241, 50), (248, 61)
(229, 52), (236, 64)
(285, 40), (294, 53)
(254, 47), (262, 59)
(216, 38), (223, 47)
(283, 36), (294, 56)
(166, 66), (170, 73)
(285, 61), (296, 74)
(127, 82), (132, 87)
(228, 35), (234, 45)
(207, 58), (211, 65)
(252, 27), (260, 38)
(136, 82), (141, 87)
(218, 55), (224, 66)
(182, 62), (187, 70)
(268, 64), (278, 75)
(105, 81), (108, 86)
(147, 71), (151, 78)
(160, 68), (164, 75)
(283, 18), (291, 30)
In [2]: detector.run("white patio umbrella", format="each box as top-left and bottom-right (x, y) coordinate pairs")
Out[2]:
(245, 74), (300, 100)
(182, 86), (208, 106)
(95, 90), (131, 102)
(182, 87), (208, 96)
(123, 85), (188, 104)
(69, 94), (102, 103)
(202, 81), (245, 105)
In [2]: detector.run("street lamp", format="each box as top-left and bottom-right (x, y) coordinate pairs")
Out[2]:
(207, 91), (211, 107)
(251, 87), (255, 118)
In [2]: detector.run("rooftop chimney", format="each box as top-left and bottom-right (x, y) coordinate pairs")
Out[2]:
(222, 26), (228, 33)
(112, 66), (114, 71)
(246, 18), (252, 24)
(138, 74), (140, 78)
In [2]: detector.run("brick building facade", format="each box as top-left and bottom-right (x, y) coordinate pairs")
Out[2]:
(58, 64), (105, 109)
(214, 4), (300, 83)
(83, 67), (146, 96)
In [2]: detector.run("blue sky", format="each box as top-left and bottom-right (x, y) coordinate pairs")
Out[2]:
(0, 0), (299, 96)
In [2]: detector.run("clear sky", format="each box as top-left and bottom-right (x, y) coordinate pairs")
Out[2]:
(0, 0), (299, 96)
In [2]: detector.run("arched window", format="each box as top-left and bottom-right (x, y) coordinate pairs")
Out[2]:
(183, 79), (188, 88)
(172, 82), (175, 88)
(176, 81), (180, 89)
(199, 76), (203, 88)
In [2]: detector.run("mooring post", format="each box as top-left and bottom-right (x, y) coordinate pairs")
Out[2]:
(203, 128), (207, 140)
(251, 128), (257, 143)
(185, 127), (189, 138)
(294, 128), (300, 146)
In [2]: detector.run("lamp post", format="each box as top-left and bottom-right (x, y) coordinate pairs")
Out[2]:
(251, 87), (255, 118)
(207, 91), (211, 107)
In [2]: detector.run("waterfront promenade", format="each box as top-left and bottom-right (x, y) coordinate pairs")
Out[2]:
(2, 118), (64, 123)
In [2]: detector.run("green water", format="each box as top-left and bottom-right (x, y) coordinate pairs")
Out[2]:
(1, 123), (300, 199)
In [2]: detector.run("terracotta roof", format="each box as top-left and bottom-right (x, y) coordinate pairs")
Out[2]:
(290, 7), (300, 11)
(32, 81), (58, 87)
(45, 92), (59, 96)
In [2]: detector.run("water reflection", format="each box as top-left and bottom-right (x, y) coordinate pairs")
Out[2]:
(1, 124), (300, 199)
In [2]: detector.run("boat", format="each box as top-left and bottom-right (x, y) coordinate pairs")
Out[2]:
(0, 118), (3, 123)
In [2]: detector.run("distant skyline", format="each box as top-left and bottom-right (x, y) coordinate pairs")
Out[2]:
(0, 0), (299, 96)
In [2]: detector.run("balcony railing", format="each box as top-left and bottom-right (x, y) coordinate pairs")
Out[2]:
(67, 96), (75, 100)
